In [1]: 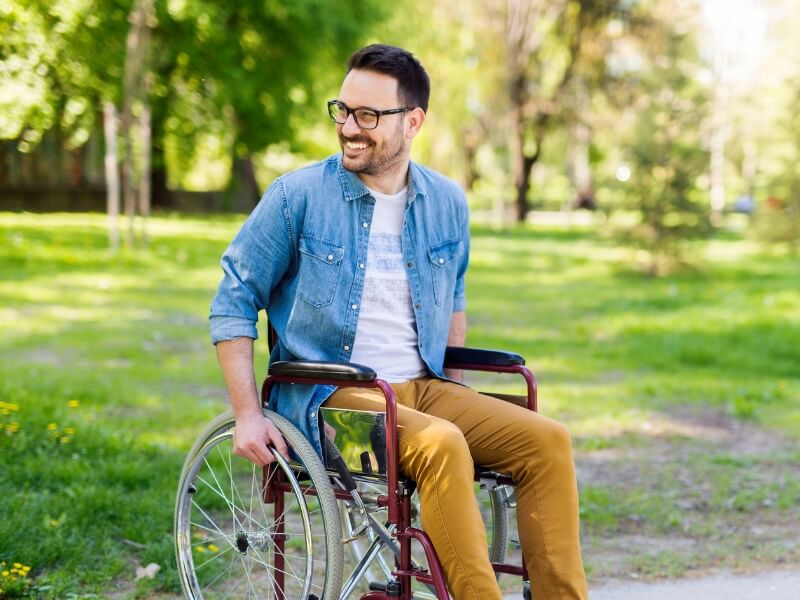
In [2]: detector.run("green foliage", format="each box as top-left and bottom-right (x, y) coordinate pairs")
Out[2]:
(750, 79), (800, 252)
(613, 23), (712, 274)
(0, 0), (388, 186)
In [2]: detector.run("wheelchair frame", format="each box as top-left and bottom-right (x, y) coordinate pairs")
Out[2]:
(259, 346), (538, 600)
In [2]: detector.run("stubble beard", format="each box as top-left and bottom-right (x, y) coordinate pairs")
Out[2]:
(340, 121), (407, 177)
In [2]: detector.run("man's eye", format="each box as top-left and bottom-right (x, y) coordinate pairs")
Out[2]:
(356, 110), (377, 123)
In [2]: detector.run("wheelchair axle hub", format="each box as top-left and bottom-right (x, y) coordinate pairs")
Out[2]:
(235, 530), (270, 553)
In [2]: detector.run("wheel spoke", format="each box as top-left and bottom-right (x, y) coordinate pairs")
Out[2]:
(177, 417), (341, 599)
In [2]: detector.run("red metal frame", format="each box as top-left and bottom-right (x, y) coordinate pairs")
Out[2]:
(259, 363), (536, 600)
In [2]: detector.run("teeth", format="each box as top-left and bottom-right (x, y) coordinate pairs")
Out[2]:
(346, 141), (368, 150)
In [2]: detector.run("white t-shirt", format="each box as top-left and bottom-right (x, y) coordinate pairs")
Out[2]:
(349, 186), (428, 382)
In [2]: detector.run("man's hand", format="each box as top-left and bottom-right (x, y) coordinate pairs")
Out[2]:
(233, 412), (290, 466)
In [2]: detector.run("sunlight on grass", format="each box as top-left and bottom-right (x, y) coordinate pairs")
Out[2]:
(1, 212), (798, 595)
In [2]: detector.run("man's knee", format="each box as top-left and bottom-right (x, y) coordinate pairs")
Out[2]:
(403, 420), (472, 478)
(517, 416), (574, 466)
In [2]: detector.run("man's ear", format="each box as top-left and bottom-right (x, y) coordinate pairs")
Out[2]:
(405, 107), (426, 140)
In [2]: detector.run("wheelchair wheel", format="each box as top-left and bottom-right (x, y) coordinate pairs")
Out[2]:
(175, 409), (343, 600)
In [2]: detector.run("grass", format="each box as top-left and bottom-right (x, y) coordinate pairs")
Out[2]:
(1, 212), (798, 596)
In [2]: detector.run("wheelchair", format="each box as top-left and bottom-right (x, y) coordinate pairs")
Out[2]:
(174, 343), (538, 599)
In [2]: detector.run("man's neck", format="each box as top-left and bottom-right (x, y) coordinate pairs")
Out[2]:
(358, 160), (410, 195)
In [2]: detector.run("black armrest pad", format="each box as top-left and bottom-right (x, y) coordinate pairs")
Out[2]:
(270, 360), (377, 382)
(444, 346), (525, 367)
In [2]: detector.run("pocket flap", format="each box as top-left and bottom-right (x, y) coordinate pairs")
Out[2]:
(428, 238), (463, 266)
(299, 235), (344, 264)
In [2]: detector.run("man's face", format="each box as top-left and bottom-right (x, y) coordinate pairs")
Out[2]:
(336, 69), (409, 177)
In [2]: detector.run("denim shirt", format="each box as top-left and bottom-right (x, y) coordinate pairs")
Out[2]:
(210, 153), (470, 456)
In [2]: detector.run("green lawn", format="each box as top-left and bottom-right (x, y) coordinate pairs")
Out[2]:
(1, 212), (798, 597)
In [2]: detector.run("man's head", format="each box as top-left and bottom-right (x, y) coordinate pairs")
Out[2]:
(332, 44), (429, 183)
(346, 44), (430, 113)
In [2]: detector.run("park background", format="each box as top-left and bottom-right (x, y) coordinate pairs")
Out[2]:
(1, 0), (798, 598)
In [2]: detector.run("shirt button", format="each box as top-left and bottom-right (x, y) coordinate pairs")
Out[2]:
(407, 261), (413, 268)
(351, 304), (358, 310)
(327, 254), (334, 261)
(359, 263), (365, 269)
(362, 222), (369, 228)
(311, 411), (317, 418)
(344, 345), (350, 351)
(438, 258), (445, 264)
(415, 303), (422, 309)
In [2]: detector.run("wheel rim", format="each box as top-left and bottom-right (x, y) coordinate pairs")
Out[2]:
(176, 425), (329, 599)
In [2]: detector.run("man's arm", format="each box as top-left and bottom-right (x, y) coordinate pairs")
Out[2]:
(444, 310), (466, 382)
(216, 337), (289, 466)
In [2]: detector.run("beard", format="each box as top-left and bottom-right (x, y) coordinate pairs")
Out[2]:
(339, 121), (407, 177)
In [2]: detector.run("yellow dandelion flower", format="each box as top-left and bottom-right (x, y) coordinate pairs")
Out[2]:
(8, 403), (18, 411)
(208, 544), (219, 552)
(8, 422), (20, 432)
(1, 570), (8, 576)
(49, 519), (59, 528)
(60, 436), (71, 444)
(64, 427), (75, 435)
(47, 423), (58, 431)
(12, 564), (20, 570)
(68, 399), (79, 408)
(0, 409), (9, 416)
(196, 546), (207, 553)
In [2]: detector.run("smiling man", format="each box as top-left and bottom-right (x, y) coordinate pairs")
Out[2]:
(210, 44), (587, 600)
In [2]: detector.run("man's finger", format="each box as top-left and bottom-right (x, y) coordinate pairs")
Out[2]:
(250, 441), (275, 466)
(264, 421), (289, 458)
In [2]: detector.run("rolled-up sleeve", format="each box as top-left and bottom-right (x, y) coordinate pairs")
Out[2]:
(209, 179), (294, 344)
(452, 194), (470, 312)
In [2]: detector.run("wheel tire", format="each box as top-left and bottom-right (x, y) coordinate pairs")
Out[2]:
(175, 409), (343, 599)
(487, 485), (510, 566)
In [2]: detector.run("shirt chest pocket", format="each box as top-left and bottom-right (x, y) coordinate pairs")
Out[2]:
(297, 235), (344, 307)
(427, 238), (463, 306)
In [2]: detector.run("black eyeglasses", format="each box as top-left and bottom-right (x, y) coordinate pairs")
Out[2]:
(327, 100), (413, 130)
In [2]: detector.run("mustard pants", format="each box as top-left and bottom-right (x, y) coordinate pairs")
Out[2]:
(325, 377), (588, 600)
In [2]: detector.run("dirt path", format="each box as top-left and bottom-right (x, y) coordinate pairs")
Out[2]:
(571, 407), (800, 582)
(503, 569), (800, 599)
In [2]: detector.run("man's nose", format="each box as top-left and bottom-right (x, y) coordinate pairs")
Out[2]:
(341, 113), (362, 137)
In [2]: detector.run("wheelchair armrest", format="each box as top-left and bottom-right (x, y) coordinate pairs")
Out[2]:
(269, 360), (377, 382)
(444, 346), (525, 367)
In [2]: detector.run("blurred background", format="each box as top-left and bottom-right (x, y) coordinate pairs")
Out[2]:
(1, 0), (799, 266)
(1, 1), (798, 598)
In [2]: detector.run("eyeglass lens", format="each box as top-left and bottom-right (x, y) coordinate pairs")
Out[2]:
(329, 102), (379, 129)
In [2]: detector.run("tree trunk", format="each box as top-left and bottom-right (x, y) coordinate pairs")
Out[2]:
(103, 102), (120, 251)
(515, 153), (537, 223)
(138, 105), (151, 244)
(568, 118), (594, 211)
(121, 0), (154, 247)
(228, 154), (261, 212)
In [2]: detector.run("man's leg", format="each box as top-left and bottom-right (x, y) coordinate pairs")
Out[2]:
(413, 378), (588, 600)
(325, 383), (504, 600)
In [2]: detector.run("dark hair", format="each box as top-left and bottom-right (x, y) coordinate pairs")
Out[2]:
(347, 44), (430, 113)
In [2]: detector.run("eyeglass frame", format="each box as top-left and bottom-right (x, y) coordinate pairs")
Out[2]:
(327, 99), (414, 130)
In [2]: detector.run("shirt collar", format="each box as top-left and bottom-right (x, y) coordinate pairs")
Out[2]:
(337, 153), (428, 204)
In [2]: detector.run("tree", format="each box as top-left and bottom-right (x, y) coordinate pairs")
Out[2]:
(1, 0), (388, 217)
(615, 6), (712, 275)
(500, 0), (624, 221)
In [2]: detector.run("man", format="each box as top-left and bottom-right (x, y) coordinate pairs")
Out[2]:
(210, 44), (587, 600)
